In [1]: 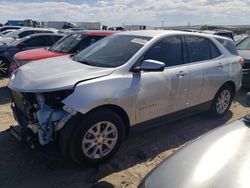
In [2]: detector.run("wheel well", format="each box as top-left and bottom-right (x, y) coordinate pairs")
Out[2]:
(85, 105), (130, 137)
(222, 81), (236, 98)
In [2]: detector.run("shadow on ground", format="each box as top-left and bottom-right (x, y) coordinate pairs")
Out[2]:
(0, 86), (11, 105)
(235, 87), (249, 107)
(0, 110), (232, 188)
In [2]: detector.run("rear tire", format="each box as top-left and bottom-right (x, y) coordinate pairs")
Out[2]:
(0, 58), (9, 78)
(209, 85), (233, 118)
(69, 110), (125, 165)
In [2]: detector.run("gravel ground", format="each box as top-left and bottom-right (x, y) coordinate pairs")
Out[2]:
(0, 78), (249, 188)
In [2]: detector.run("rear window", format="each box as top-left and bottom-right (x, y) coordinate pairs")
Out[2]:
(217, 38), (238, 55)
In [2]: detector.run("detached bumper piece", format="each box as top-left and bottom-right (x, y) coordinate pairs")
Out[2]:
(9, 125), (37, 149)
(9, 125), (62, 160)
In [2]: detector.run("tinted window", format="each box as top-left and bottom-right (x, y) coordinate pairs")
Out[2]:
(210, 41), (221, 58)
(36, 30), (53, 34)
(75, 36), (104, 52)
(236, 37), (250, 50)
(185, 36), (211, 62)
(216, 33), (234, 40)
(23, 36), (52, 47)
(217, 38), (238, 55)
(143, 36), (182, 67)
(51, 35), (63, 44)
(18, 30), (35, 38)
(75, 35), (151, 68)
(49, 33), (86, 53)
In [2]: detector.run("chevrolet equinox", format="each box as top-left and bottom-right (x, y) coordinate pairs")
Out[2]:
(8, 30), (242, 164)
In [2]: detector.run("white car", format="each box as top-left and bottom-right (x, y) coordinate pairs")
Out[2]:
(9, 30), (242, 164)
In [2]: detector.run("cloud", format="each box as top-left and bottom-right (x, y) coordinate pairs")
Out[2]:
(0, 0), (250, 26)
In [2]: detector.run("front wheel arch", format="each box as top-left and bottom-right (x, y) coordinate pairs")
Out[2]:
(58, 105), (130, 159)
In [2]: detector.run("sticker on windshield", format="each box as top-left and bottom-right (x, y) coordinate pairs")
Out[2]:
(131, 38), (149, 45)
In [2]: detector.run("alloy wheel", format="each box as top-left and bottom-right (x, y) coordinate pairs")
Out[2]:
(216, 90), (231, 114)
(0, 59), (8, 77)
(82, 121), (118, 159)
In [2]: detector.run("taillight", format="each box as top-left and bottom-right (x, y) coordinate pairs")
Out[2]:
(239, 58), (245, 67)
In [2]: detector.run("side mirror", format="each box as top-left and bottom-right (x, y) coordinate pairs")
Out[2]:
(133, 59), (165, 72)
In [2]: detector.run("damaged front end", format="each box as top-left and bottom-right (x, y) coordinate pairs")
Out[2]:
(10, 89), (76, 147)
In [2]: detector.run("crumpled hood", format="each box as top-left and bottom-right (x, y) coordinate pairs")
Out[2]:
(8, 55), (115, 92)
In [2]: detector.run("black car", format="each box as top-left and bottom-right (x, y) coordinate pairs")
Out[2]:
(0, 33), (63, 77)
(139, 113), (250, 188)
(236, 36), (250, 87)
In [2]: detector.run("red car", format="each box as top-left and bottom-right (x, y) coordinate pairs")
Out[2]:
(10, 30), (116, 73)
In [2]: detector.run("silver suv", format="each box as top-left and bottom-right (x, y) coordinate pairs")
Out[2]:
(8, 30), (242, 164)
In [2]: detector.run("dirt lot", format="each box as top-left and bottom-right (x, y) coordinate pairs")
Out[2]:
(0, 78), (249, 188)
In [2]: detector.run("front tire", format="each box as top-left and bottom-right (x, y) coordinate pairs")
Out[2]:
(209, 85), (233, 118)
(69, 110), (125, 165)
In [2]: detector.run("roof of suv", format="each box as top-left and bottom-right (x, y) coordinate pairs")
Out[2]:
(115, 30), (233, 40)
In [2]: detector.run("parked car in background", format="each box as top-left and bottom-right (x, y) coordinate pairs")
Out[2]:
(236, 36), (250, 87)
(0, 29), (16, 36)
(11, 30), (115, 71)
(139, 113), (250, 188)
(201, 29), (235, 41)
(0, 33), (63, 77)
(0, 27), (57, 45)
(8, 31), (242, 165)
(0, 26), (22, 33)
(234, 34), (248, 44)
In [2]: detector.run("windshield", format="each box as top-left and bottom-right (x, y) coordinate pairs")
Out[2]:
(49, 33), (86, 53)
(74, 35), (152, 68)
(237, 37), (250, 50)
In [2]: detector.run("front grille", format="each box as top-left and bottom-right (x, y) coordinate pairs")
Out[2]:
(10, 89), (35, 127)
(243, 60), (250, 69)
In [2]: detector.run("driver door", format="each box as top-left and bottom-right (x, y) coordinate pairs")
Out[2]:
(135, 36), (190, 124)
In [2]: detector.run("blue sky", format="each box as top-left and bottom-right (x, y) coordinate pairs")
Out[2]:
(0, 0), (249, 27)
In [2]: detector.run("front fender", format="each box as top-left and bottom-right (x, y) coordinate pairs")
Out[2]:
(62, 74), (139, 125)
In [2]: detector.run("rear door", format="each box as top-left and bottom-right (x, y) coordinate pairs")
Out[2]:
(184, 35), (224, 107)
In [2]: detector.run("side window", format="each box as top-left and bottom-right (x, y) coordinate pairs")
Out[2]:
(36, 30), (53, 34)
(143, 36), (182, 67)
(217, 38), (238, 55)
(18, 31), (34, 38)
(210, 40), (221, 59)
(24, 36), (51, 47)
(75, 36), (104, 52)
(51, 35), (63, 44)
(185, 36), (211, 62)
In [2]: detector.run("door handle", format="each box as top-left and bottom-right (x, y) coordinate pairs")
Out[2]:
(177, 71), (186, 77)
(217, 63), (224, 68)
